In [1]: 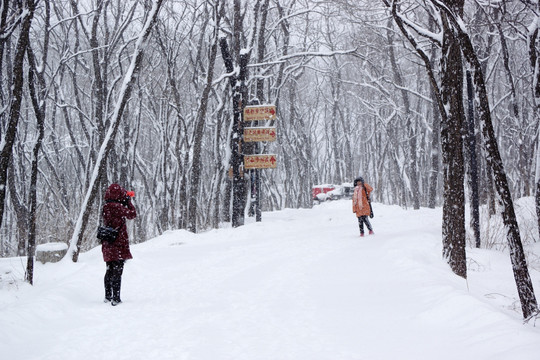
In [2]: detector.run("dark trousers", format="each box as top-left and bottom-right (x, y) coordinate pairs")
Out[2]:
(358, 216), (373, 234)
(104, 260), (125, 302)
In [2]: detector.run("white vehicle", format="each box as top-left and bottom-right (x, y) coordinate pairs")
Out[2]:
(313, 182), (354, 204)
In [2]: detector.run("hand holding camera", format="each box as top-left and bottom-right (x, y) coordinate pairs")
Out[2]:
(123, 190), (135, 205)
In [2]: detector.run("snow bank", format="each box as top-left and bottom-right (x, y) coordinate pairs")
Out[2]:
(1, 201), (539, 359)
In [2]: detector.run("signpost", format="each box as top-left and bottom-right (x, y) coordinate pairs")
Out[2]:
(243, 127), (277, 142)
(244, 105), (277, 121)
(244, 154), (278, 169)
(243, 104), (278, 222)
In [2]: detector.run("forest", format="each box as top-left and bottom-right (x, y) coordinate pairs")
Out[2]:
(1, 0), (539, 316)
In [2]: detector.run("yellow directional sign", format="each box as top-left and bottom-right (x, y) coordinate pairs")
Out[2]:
(244, 127), (277, 142)
(244, 154), (278, 170)
(244, 105), (277, 121)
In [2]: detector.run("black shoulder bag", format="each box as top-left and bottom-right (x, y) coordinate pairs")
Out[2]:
(98, 202), (122, 243)
(98, 199), (129, 243)
(362, 184), (374, 218)
(97, 225), (119, 243)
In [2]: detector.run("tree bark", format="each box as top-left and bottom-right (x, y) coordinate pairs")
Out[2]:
(427, 20), (441, 209)
(440, 1), (467, 279)
(0, 0), (35, 235)
(427, 79), (441, 209)
(220, 37), (250, 228)
(529, 7), (540, 248)
(466, 71), (480, 248)
(26, 49), (47, 284)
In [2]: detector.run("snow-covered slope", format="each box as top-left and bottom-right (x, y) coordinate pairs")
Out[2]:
(1, 201), (539, 359)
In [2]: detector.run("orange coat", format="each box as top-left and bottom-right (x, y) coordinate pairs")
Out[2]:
(352, 183), (373, 217)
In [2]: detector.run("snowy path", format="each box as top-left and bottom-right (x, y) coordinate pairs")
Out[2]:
(1, 201), (540, 359)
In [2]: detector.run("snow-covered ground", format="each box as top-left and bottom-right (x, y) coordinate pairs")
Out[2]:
(1, 200), (540, 360)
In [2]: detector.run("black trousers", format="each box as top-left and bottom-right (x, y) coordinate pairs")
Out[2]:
(357, 215), (373, 234)
(104, 260), (125, 302)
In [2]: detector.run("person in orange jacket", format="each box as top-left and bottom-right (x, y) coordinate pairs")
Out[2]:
(352, 177), (374, 237)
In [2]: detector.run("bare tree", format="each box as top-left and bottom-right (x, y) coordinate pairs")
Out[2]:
(187, 0), (224, 233)
(68, 0), (165, 262)
(25, 0), (51, 284)
(381, 0), (467, 278)
(433, 0), (538, 320)
(0, 0), (36, 238)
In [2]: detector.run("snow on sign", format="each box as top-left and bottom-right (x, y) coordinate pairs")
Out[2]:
(244, 154), (278, 169)
(244, 127), (277, 142)
(244, 105), (277, 121)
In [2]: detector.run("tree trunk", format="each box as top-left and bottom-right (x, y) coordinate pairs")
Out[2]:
(387, 21), (420, 209)
(26, 49), (47, 284)
(529, 7), (540, 249)
(428, 81), (441, 209)
(220, 37), (250, 228)
(0, 0), (35, 235)
(188, 1), (223, 233)
(428, 34), (441, 209)
(466, 71), (480, 248)
(440, 6), (467, 279)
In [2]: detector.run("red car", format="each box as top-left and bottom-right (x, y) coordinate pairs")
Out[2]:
(312, 184), (335, 201)
(313, 183), (354, 203)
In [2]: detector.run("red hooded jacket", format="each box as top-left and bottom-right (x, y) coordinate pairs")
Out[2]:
(102, 184), (136, 262)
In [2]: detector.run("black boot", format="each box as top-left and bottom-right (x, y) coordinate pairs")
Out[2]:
(111, 277), (122, 306)
(110, 261), (124, 306)
(104, 264), (113, 302)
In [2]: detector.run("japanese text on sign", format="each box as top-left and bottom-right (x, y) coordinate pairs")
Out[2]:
(244, 154), (278, 169)
(243, 105), (277, 121)
(244, 127), (277, 142)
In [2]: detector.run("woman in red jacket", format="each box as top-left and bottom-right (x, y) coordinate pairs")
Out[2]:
(102, 183), (137, 306)
(352, 177), (374, 237)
